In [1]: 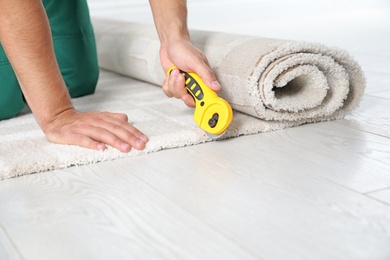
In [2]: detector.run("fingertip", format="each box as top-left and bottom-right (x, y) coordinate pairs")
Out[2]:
(210, 80), (222, 92)
(171, 68), (180, 76)
(139, 134), (149, 143)
(193, 65), (221, 91)
(96, 143), (107, 151)
(119, 142), (131, 153)
(134, 139), (146, 150)
(173, 74), (187, 98)
(174, 70), (185, 83)
(183, 95), (196, 108)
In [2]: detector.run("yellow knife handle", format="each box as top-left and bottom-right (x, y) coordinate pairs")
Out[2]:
(167, 66), (233, 135)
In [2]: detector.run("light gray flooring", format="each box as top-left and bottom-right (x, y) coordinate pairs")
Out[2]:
(1, 0), (389, 259)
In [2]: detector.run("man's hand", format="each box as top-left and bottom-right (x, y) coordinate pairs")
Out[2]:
(160, 40), (221, 108)
(44, 109), (149, 152)
(149, 0), (221, 108)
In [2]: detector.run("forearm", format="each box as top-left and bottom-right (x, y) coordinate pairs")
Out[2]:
(0, 0), (73, 130)
(148, 0), (190, 46)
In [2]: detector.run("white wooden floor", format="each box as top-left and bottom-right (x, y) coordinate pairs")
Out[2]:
(1, 0), (390, 259)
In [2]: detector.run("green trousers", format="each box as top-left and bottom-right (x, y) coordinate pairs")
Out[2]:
(0, 0), (99, 120)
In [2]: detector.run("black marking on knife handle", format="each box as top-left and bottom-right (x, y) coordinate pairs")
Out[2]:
(180, 70), (205, 101)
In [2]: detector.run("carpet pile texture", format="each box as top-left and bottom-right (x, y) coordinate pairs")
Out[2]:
(0, 18), (365, 180)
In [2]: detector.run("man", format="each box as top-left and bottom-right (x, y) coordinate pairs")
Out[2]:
(0, 0), (221, 152)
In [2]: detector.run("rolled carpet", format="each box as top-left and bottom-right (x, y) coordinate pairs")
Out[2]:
(0, 18), (365, 180)
(93, 18), (365, 126)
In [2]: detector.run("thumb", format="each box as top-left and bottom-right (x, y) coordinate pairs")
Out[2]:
(193, 63), (222, 92)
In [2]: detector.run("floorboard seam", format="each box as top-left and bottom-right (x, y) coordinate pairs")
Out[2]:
(113, 160), (264, 259)
(363, 194), (390, 207)
(0, 221), (25, 260)
(364, 187), (390, 195)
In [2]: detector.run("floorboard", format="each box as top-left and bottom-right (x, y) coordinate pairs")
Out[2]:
(367, 189), (390, 206)
(364, 71), (390, 94)
(0, 223), (22, 260)
(114, 132), (390, 259)
(343, 95), (390, 138)
(0, 164), (256, 260)
(370, 90), (390, 99)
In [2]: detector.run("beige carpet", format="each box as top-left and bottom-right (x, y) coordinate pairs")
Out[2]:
(0, 18), (365, 180)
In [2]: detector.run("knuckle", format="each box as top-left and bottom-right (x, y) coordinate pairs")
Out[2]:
(75, 121), (89, 129)
(112, 123), (124, 132)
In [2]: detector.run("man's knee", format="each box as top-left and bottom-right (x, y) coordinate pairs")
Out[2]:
(46, 0), (100, 99)
(68, 64), (99, 98)
(64, 51), (99, 98)
(55, 36), (99, 98)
